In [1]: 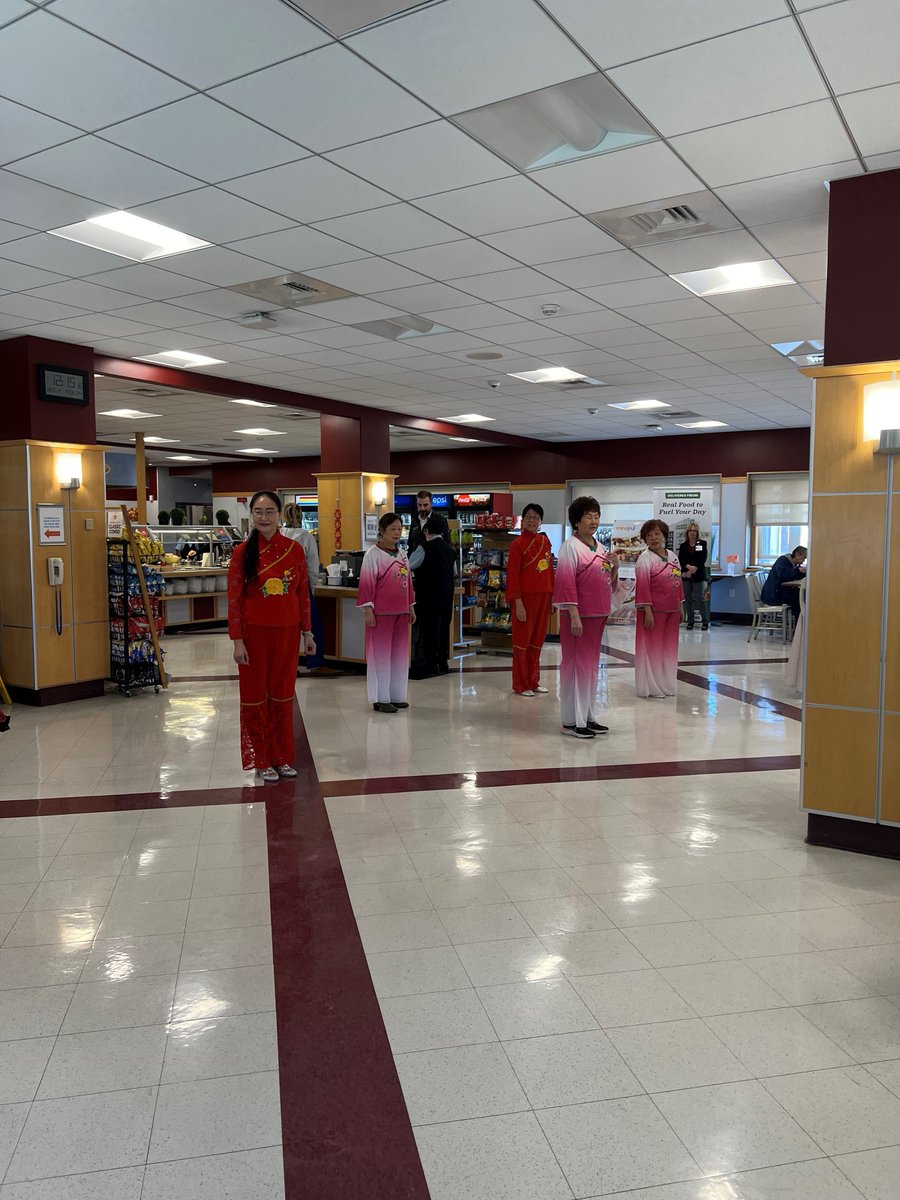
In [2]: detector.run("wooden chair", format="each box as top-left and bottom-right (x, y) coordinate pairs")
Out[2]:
(746, 572), (793, 643)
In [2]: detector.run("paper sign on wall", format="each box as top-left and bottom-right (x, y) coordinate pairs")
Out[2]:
(652, 488), (713, 551)
(38, 504), (66, 545)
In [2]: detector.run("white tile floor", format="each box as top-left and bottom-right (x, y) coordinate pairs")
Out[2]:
(0, 624), (898, 1198)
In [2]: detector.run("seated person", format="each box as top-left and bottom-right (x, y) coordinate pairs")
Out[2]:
(761, 546), (807, 618)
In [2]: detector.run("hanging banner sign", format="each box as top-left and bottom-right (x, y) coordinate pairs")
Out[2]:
(651, 488), (713, 551)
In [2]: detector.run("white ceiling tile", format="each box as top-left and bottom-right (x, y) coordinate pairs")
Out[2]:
(0, 97), (81, 166)
(312, 204), (465, 255)
(0, 218), (35, 244)
(226, 226), (368, 273)
(153, 247), (282, 287)
(299, 326), (383, 349)
(0, 11), (190, 128)
(580, 277), (688, 308)
(751, 215), (829, 257)
(499, 291), (606, 319)
(705, 284), (812, 314)
(212, 43), (431, 153)
(715, 160), (858, 226)
(635, 229), (770, 273)
(25, 279), (154, 310)
(482, 218), (621, 264)
(368, 282), (478, 313)
(549, 311), (636, 335)
(803, 280), (827, 304)
(0, 231), (129, 275)
(448, 267), (556, 302)
(307, 256), (429, 295)
(541, 0), (788, 68)
(865, 150), (900, 172)
(82, 265), (215, 301)
(838, 84), (900, 156)
(328, 122), (513, 200)
(0, 259), (64, 290)
(676, 332), (766, 352)
(302, 297), (404, 324)
(734, 304), (825, 332)
(222, 157), (394, 223)
(389, 240), (519, 280)
(538, 141), (702, 212)
(540, 250), (660, 288)
(0, 170), (102, 228)
(53, 0), (329, 89)
(349, 0), (592, 115)
(671, 101), (857, 187)
(421, 303), (523, 330)
(114, 300), (212, 328)
(415, 176), (573, 235)
(802, 0), (900, 93)
(0, 293), (87, 320)
(103, 97), (305, 185)
(619, 298), (714, 324)
(650, 316), (746, 338)
(8, 136), (199, 208)
(54, 312), (158, 338)
(610, 20), (826, 137)
(132, 189), (295, 245)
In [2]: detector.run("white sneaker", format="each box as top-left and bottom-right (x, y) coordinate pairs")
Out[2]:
(515, 690), (535, 697)
(534, 685), (549, 693)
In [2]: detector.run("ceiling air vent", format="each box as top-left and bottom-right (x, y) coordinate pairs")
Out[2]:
(587, 191), (739, 247)
(658, 410), (701, 420)
(556, 377), (607, 390)
(234, 271), (354, 309)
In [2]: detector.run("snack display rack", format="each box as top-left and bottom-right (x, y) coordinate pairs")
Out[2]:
(473, 529), (517, 655)
(107, 509), (168, 696)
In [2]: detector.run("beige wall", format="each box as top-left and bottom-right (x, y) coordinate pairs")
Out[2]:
(0, 440), (108, 691)
(803, 363), (899, 827)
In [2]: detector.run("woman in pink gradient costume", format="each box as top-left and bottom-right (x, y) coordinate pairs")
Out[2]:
(634, 518), (683, 699)
(552, 495), (618, 739)
(357, 512), (416, 714)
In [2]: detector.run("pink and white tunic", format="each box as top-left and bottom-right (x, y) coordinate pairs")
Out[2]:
(552, 536), (617, 730)
(357, 545), (415, 705)
(634, 548), (682, 698)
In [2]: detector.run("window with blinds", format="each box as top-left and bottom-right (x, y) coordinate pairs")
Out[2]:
(749, 473), (809, 566)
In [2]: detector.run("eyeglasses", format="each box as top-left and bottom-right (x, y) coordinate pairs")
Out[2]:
(252, 508), (279, 517)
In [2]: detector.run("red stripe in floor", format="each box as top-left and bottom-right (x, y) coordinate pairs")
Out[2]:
(319, 754), (801, 797)
(270, 700), (430, 1200)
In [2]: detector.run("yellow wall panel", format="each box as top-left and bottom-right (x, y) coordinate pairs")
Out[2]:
(35, 624), (74, 688)
(0, 509), (34, 629)
(75, 619), (109, 682)
(0, 625), (35, 688)
(803, 707), (878, 819)
(0, 445), (28, 509)
(885, 496), (900, 714)
(70, 509), (109, 624)
(881, 714), (900, 826)
(805, 494), (885, 710)
(812, 376), (890, 494)
(316, 474), (363, 566)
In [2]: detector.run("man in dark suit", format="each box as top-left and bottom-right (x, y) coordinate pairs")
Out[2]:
(414, 516), (457, 676)
(408, 493), (453, 678)
(408, 490), (451, 555)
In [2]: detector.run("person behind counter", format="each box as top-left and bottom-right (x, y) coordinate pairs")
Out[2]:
(507, 503), (554, 698)
(414, 515), (457, 677)
(357, 512), (416, 714)
(678, 520), (709, 631)
(552, 495), (618, 739)
(634, 519), (683, 699)
(761, 546), (807, 620)
(282, 503), (335, 677)
(228, 491), (315, 783)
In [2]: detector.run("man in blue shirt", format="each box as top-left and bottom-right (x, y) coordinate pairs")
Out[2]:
(761, 546), (807, 618)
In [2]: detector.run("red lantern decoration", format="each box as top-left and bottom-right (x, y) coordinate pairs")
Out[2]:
(334, 506), (342, 550)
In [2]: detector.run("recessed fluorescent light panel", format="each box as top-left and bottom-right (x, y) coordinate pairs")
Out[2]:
(233, 428), (287, 436)
(99, 408), (161, 419)
(508, 367), (586, 384)
(352, 315), (451, 341)
(675, 419), (728, 429)
(771, 340), (824, 367)
(455, 73), (655, 171)
(134, 351), (226, 368)
(607, 399), (671, 411)
(229, 398), (277, 408)
(133, 436), (179, 444)
(239, 448), (279, 455)
(48, 211), (209, 262)
(443, 413), (495, 423)
(449, 437), (478, 442)
(671, 260), (794, 297)
(167, 455), (210, 462)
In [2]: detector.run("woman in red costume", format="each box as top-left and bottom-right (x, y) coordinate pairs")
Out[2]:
(507, 502), (555, 697)
(228, 491), (315, 782)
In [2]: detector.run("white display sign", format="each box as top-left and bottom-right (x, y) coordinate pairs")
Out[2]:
(609, 519), (643, 624)
(652, 488), (713, 551)
(37, 504), (66, 546)
(106, 508), (124, 538)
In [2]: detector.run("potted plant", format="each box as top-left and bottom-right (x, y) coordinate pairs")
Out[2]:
(170, 507), (186, 526)
(158, 510), (171, 525)
(215, 509), (230, 525)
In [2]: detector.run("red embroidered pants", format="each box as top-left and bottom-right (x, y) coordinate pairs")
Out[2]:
(511, 591), (551, 693)
(238, 624), (300, 769)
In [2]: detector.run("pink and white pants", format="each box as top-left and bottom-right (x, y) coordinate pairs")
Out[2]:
(365, 612), (410, 704)
(559, 614), (606, 728)
(635, 609), (680, 697)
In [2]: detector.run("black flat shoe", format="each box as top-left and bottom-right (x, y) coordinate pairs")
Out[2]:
(373, 702), (398, 713)
(587, 721), (609, 734)
(391, 701), (410, 709)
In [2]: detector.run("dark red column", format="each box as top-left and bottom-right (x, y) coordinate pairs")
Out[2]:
(825, 167), (900, 365)
(0, 336), (97, 443)
(319, 412), (390, 473)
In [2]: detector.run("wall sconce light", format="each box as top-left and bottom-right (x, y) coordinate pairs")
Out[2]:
(55, 452), (82, 490)
(863, 372), (900, 445)
(371, 480), (387, 507)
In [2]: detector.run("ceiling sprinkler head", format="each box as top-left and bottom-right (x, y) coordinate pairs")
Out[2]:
(541, 303), (561, 317)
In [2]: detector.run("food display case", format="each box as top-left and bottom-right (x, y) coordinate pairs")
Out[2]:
(147, 525), (243, 629)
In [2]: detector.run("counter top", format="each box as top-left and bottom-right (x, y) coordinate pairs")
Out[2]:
(315, 584), (360, 597)
(160, 566), (229, 576)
